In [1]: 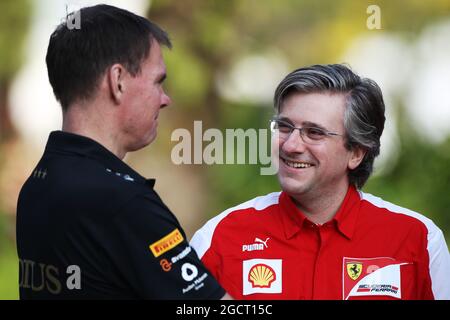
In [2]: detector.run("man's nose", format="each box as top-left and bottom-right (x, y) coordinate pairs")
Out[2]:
(281, 129), (307, 153)
(161, 93), (171, 108)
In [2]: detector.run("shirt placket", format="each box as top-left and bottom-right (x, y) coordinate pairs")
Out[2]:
(311, 222), (334, 299)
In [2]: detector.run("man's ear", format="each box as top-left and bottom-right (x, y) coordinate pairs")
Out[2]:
(108, 64), (125, 104)
(348, 146), (367, 170)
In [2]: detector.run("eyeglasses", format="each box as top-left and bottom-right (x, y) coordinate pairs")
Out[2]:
(269, 118), (343, 145)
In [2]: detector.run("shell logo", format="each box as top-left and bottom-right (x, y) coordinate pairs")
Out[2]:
(248, 263), (276, 288)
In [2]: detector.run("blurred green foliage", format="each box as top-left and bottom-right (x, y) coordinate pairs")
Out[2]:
(0, 0), (31, 82)
(0, 0), (31, 299)
(0, 0), (31, 141)
(0, 213), (18, 300)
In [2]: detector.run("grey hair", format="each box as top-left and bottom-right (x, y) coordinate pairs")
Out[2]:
(274, 64), (385, 188)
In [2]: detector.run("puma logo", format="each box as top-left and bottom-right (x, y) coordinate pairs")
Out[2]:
(242, 237), (271, 252)
(254, 237), (270, 248)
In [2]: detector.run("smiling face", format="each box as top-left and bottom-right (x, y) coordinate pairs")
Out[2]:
(119, 41), (171, 152)
(275, 91), (359, 199)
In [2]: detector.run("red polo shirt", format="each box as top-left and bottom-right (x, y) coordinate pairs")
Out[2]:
(191, 186), (450, 300)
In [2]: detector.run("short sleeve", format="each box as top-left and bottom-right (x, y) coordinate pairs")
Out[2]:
(108, 192), (225, 299)
(427, 227), (450, 299)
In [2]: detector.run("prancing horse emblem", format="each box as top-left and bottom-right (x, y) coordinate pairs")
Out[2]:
(346, 263), (363, 280)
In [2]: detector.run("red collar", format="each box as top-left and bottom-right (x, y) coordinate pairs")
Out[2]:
(278, 186), (361, 240)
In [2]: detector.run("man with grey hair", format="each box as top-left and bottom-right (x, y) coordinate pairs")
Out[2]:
(191, 64), (450, 300)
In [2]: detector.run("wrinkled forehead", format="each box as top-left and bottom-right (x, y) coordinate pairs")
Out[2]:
(278, 91), (347, 130)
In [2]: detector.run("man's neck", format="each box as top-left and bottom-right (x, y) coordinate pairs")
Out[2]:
(62, 104), (126, 159)
(290, 183), (350, 225)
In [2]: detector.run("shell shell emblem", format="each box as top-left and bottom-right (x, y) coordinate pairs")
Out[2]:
(248, 263), (276, 288)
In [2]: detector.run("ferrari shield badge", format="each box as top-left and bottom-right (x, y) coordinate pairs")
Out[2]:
(346, 262), (363, 280)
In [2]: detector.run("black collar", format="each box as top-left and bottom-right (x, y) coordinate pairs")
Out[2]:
(45, 131), (155, 188)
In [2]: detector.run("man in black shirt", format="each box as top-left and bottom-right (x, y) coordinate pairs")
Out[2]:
(16, 4), (229, 299)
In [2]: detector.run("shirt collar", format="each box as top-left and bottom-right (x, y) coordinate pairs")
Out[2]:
(278, 185), (361, 240)
(45, 131), (155, 188)
(332, 186), (360, 239)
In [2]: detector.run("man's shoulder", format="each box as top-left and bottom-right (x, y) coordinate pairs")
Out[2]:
(20, 151), (148, 214)
(358, 190), (441, 236)
(191, 192), (280, 258)
(58, 156), (142, 196)
(201, 191), (280, 229)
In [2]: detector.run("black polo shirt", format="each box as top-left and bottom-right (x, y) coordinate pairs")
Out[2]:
(16, 131), (225, 299)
